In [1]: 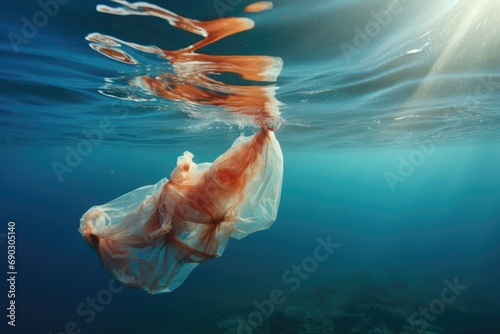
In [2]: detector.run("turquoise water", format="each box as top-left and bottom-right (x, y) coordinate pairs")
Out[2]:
(1, 0), (499, 333)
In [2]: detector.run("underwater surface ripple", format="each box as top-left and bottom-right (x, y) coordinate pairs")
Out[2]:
(1, 0), (499, 148)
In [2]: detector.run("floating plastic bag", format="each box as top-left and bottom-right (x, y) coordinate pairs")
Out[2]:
(79, 129), (282, 293)
(82, 1), (284, 294)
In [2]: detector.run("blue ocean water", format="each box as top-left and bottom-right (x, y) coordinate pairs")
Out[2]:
(1, 0), (499, 333)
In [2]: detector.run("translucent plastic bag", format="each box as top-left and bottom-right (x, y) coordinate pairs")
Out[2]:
(79, 129), (282, 293)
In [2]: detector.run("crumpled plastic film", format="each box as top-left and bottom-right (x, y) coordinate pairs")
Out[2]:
(79, 129), (282, 293)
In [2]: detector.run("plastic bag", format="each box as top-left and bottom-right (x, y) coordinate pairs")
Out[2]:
(79, 129), (282, 293)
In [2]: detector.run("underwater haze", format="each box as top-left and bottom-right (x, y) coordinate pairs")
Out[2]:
(1, 0), (500, 334)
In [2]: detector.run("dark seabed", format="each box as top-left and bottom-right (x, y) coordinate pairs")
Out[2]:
(1, 0), (499, 334)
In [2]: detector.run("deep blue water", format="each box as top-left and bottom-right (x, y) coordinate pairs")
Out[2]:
(1, 0), (500, 334)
